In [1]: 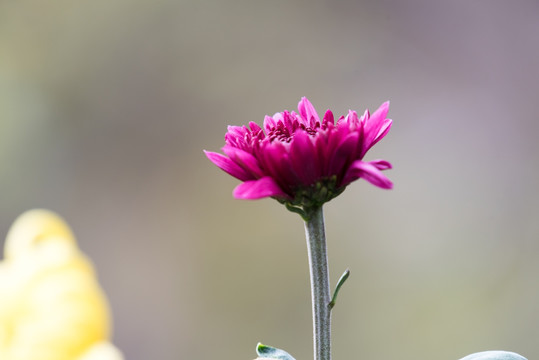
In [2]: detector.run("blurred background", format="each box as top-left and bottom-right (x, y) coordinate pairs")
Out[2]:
(1, 0), (539, 359)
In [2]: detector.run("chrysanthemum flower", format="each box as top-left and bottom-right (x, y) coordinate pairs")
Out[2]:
(205, 97), (393, 217)
(0, 209), (123, 360)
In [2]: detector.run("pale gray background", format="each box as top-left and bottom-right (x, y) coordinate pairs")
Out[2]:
(1, 1), (538, 359)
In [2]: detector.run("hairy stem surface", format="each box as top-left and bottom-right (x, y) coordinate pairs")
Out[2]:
(304, 206), (331, 360)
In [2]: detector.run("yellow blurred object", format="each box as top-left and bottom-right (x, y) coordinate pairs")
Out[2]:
(0, 209), (124, 360)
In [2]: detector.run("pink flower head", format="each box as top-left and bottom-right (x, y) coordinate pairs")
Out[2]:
(204, 97), (393, 217)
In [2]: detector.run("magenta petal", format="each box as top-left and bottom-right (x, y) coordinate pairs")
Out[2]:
(249, 121), (262, 132)
(225, 125), (248, 142)
(375, 119), (392, 142)
(258, 142), (294, 187)
(328, 132), (359, 177)
(370, 101), (390, 123)
(258, 141), (286, 174)
(290, 131), (318, 185)
(226, 125), (245, 137)
(204, 150), (253, 181)
(362, 102), (392, 156)
(263, 115), (277, 133)
(224, 126), (246, 147)
(233, 177), (288, 199)
(314, 133), (330, 175)
(323, 109), (334, 126)
(345, 110), (359, 126)
(222, 146), (264, 178)
(342, 160), (393, 189)
(298, 97), (320, 127)
(319, 125), (348, 175)
(259, 142), (301, 194)
(364, 118), (392, 155)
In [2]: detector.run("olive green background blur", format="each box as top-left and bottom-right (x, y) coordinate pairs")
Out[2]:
(1, 1), (539, 359)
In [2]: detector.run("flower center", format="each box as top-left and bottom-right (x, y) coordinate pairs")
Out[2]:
(267, 126), (293, 143)
(301, 125), (318, 136)
(267, 124), (319, 144)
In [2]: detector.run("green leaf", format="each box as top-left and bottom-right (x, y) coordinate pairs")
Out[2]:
(329, 268), (350, 309)
(255, 343), (296, 360)
(459, 351), (527, 360)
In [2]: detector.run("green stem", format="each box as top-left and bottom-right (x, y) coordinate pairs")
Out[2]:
(304, 206), (331, 360)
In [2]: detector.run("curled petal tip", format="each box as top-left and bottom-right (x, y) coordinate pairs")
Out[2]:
(371, 159), (393, 170)
(343, 160), (393, 189)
